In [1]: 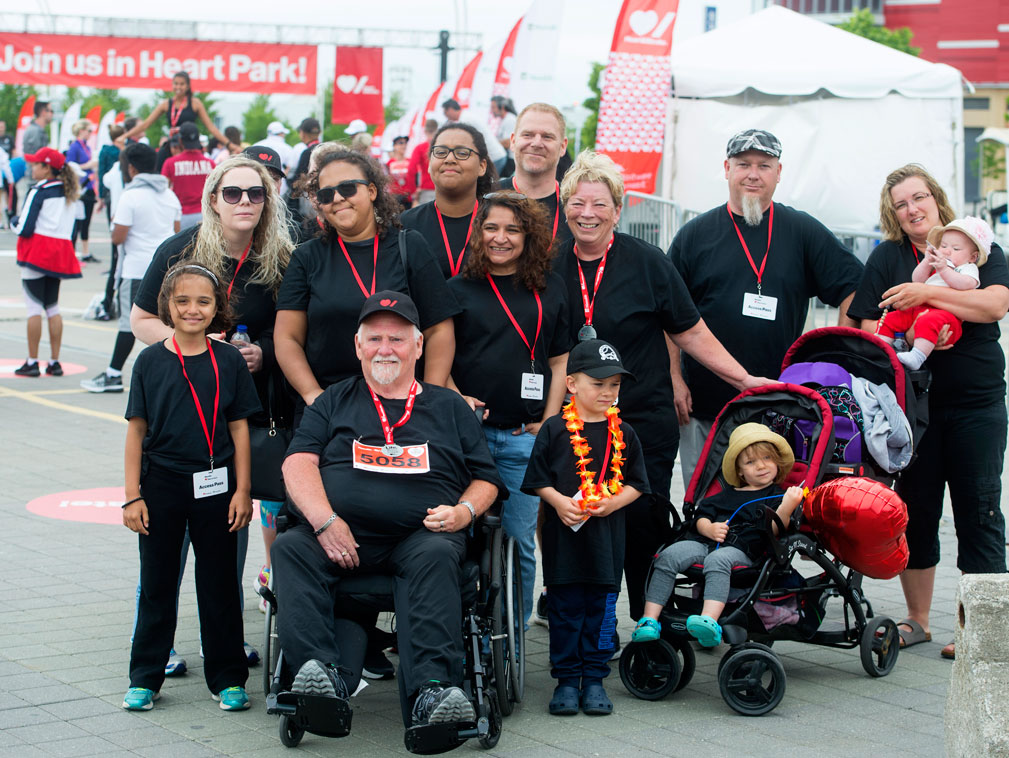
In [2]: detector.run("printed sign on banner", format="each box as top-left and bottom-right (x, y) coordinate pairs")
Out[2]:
(0, 33), (316, 95)
(595, 0), (678, 194)
(332, 46), (383, 125)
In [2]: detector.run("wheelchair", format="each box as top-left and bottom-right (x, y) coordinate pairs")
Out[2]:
(260, 505), (525, 754)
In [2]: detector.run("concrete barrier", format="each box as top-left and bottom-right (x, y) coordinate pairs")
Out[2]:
(945, 574), (1009, 757)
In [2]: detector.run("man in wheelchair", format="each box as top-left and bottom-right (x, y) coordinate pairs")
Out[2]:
(272, 291), (506, 738)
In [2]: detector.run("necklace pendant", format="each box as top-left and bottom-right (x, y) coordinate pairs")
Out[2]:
(382, 443), (404, 458)
(578, 324), (597, 341)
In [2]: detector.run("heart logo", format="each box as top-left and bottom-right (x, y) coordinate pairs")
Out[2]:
(336, 75), (358, 94)
(380, 298), (397, 307)
(258, 153), (270, 160)
(629, 9), (658, 36)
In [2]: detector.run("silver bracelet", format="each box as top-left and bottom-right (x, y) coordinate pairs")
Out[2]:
(457, 500), (477, 526)
(313, 513), (337, 537)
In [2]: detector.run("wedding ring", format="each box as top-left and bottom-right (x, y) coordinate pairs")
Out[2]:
(340, 550), (348, 556)
(440, 520), (445, 530)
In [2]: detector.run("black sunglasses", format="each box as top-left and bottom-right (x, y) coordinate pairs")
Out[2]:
(220, 185), (266, 204)
(316, 179), (370, 205)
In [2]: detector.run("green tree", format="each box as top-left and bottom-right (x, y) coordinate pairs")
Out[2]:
(0, 84), (38, 135)
(242, 94), (279, 145)
(837, 8), (920, 56)
(385, 91), (406, 125)
(580, 62), (604, 151)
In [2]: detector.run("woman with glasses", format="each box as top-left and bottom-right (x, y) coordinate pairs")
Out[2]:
(401, 123), (498, 279)
(847, 164), (1009, 660)
(130, 155), (295, 674)
(447, 191), (570, 626)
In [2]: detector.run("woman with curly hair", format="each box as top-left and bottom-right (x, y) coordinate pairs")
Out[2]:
(447, 191), (572, 625)
(129, 154), (295, 673)
(275, 146), (459, 414)
(401, 122), (499, 279)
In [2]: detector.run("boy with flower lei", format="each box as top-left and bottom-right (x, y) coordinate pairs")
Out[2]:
(521, 340), (650, 717)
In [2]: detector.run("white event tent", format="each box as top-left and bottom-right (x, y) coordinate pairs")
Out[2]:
(665, 5), (965, 231)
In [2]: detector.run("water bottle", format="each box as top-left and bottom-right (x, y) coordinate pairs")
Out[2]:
(893, 331), (909, 352)
(231, 324), (252, 346)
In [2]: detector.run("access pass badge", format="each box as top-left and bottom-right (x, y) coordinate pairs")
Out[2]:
(568, 490), (590, 533)
(742, 292), (778, 321)
(193, 468), (228, 499)
(353, 440), (430, 474)
(521, 372), (544, 400)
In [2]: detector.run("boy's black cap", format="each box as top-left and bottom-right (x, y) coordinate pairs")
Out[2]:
(243, 146), (284, 179)
(566, 339), (634, 379)
(298, 117), (321, 134)
(358, 290), (420, 327)
(179, 122), (201, 149)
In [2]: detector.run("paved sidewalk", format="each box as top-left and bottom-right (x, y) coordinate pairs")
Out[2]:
(0, 228), (999, 757)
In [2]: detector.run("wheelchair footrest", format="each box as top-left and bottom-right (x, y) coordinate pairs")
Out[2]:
(404, 720), (478, 755)
(268, 690), (353, 738)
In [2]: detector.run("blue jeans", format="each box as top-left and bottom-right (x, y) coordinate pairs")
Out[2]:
(483, 425), (537, 627)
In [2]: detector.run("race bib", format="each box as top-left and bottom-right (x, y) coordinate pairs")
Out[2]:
(352, 440), (430, 474)
(742, 292), (778, 320)
(521, 372), (544, 400)
(569, 490), (590, 532)
(193, 468), (228, 499)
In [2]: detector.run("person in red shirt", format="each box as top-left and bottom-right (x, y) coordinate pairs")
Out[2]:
(407, 119), (438, 206)
(161, 122), (214, 230)
(386, 135), (412, 210)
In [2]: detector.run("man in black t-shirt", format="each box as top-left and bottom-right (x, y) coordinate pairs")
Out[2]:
(271, 291), (505, 734)
(668, 128), (864, 485)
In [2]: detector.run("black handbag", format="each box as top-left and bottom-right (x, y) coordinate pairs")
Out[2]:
(249, 378), (291, 502)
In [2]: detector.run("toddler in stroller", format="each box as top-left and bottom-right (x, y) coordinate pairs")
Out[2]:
(631, 423), (804, 648)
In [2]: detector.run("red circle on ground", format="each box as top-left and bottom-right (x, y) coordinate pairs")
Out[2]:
(26, 488), (266, 525)
(0, 360), (89, 377)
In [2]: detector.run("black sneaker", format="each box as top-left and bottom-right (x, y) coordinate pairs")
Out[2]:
(45, 361), (63, 377)
(14, 361), (40, 377)
(362, 648), (395, 680)
(80, 372), (123, 393)
(291, 659), (349, 700)
(410, 683), (475, 727)
(80, 254), (100, 263)
(534, 590), (549, 627)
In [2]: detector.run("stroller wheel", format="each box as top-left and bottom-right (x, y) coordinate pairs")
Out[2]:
(717, 641), (774, 680)
(718, 647), (786, 716)
(860, 616), (899, 677)
(619, 640), (681, 701)
(666, 636), (696, 692)
(279, 714), (305, 748)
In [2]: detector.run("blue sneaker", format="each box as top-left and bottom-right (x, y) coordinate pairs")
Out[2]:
(631, 617), (660, 643)
(213, 686), (250, 711)
(164, 649), (187, 677)
(122, 687), (159, 710)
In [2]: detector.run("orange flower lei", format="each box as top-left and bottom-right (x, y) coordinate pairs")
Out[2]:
(562, 398), (625, 506)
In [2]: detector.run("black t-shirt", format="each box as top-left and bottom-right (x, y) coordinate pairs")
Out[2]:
(669, 202), (864, 420)
(448, 272), (572, 427)
(691, 484), (782, 560)
(848, 237), (1009, 408)
(401, 201), (475, 279)
(498, 176), (574, 245)
(135, 225), (287, 425)
(521, 413), (650, 589)
(552, 232), (700, 448)
(276, 229), (460, 389)
(286, 378), (506, 540)
(126, 340), (261, 473)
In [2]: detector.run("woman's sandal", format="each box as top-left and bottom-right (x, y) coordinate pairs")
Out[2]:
(896, 618), (931, 649)
(940, 641), (955, 660)
(580, 683), (613, 716)
(686, 614), (722, 648)
(548, 685), (580, 716)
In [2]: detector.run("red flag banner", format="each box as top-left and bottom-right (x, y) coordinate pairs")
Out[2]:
(332, 46), (383, 125)
(0, 33), (316, 94)
(453, 52), (483, 110)
(14, 94), (35, 156)
(595, 0), (678, 194)
(492, 17), (523, 97)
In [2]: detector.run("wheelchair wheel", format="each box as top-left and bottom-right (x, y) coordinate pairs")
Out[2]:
(492, 536), (520, 716)
(717, 647), (786, 716)
(263, 597), (281, 697)
(860, 616), (899, 677)
(478, 688), (503, 749)
(279, 714), (304, 747)
(667, 636), (696, 692)
(504, 536), (525, 704)
(619, 640), (681, 701)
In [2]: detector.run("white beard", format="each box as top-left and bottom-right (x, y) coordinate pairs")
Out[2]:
(370, 358), (401, 386)
(741, 195), (765, 227)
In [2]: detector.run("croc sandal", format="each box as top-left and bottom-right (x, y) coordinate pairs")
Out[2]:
(548, 685), (580, 716)
(940, 641), (955, 660)
(896, 619), (931, 649)
(580, 683), (613, 716)
(686, 614), (722, 648)
(631, 617), (660, 643)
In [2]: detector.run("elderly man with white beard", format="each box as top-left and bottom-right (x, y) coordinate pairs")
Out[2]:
(270, 290), (506, 736)
(667, 128), (864, 485)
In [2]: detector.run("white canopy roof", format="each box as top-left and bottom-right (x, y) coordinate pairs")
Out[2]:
(671, 5), (963, 100)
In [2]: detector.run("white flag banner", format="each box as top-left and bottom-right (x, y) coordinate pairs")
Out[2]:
(58, 101), (82, 153)
(509, 0), (562, 112)
(96, 109), (117, 151)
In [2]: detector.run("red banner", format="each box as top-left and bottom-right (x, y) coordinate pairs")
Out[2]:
(332, 46), (383, 125)
(0, 33), (316, 94)
(14, 95), (35, 156)
(492, 17), (522, 97)
(453, 52), (483, 110)
(595, 0), (678, 194)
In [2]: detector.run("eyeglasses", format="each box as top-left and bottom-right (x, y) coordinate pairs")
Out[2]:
(483, 191), (526, 200)
(220, 186), (266, 204)
(431, 145), (476, 160)
(893, 192), (932, 214)
(315, 179), (369, 205)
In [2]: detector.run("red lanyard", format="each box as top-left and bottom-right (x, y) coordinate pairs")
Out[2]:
(367, 379), (419, 446)
(169, 99), (184, 130)
(486, 274), (542, 370)
(727, 201), (774, 295)
(435, 200), (478, 277)
(513, 179), (560, 240)
(574, 236), (615, 327)
(172, 336), (220, 469)
(909, 239), (922, 264)
(339, 235), (380, 298)
(227, 240), (252, 300)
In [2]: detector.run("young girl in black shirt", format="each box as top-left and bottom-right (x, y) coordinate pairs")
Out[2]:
(121, 262), (260, 712)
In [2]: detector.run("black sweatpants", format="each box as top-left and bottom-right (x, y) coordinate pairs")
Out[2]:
(271, 523), (466, 695)
(130, 463), (247, 694)
(548, 583), (618, 686)
(623, 442), (675, 620)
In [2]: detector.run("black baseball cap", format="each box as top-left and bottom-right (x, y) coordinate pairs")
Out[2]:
(566, 339), (634, 379)
(179, 122), (201, 149)
(243, 146), (284, 179)
(358, 290), (420, 328)
(298, 117), (321, 134)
